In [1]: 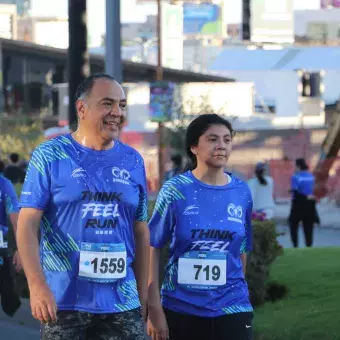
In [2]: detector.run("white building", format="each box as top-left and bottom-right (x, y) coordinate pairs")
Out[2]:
(295, 8), (340, 42)
(209, 46), (340, 130)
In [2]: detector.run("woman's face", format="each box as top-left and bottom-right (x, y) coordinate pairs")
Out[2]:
(191, 124), (233, 169)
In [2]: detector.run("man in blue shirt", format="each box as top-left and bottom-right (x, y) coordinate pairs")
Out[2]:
(17, 74), (150, 339)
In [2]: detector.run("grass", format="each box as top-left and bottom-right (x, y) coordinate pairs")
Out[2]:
(254, 247), (340, 340)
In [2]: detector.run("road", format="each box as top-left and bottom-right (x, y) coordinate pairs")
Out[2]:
(277, 225), (340, 248)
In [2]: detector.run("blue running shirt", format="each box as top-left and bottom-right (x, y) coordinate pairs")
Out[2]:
(19, 135), (148, 313)
(0, 175), (19, 248)
(149, 171), (253, 317)
(291, 171), (315, 196)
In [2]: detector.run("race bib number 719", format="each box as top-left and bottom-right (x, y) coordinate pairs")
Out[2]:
(178, 251), (227, 289)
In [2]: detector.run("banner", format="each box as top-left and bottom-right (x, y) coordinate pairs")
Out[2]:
(183, 3), (223, 36)
(149, 81), (175, 123)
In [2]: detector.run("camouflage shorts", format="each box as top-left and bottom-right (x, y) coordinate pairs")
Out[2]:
(40, 308), (145, 340)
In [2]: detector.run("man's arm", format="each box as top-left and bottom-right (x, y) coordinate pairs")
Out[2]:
(17, 207), (57, 323)
(133, 220), (150, 320)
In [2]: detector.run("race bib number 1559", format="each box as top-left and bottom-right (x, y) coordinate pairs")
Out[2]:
(78, 243), (127, 283)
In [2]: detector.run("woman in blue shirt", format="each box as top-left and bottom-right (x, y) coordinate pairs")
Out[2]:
(289, 158), (318, 247)
(147, 114), (253, 340)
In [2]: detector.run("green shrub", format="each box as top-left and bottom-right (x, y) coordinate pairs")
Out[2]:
(0, 116), (44, 161)
(246, 220), (284, 307)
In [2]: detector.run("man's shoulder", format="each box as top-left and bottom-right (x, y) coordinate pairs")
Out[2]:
(35, 135), (72, 151)
(116, 140), (144, 162)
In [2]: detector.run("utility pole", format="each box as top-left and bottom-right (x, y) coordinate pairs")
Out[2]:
(156, 0), (165, 187)
(242, 0), (251, 41)
(68, 0), (89, 130)
(105, 0), (122, 83)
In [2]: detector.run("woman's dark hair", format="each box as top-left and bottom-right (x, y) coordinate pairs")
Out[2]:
(296, 158), (309, 171)
(255, 162), (267, 185)
(185, 114), (235, 169)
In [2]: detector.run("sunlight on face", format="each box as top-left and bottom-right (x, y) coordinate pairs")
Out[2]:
(191, 124), (233, 169)
(80, 78), (126, 141)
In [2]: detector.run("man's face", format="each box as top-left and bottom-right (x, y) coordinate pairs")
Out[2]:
(76, 78), (126, 141)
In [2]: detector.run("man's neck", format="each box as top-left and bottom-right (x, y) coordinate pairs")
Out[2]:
(72, 130), (114, 151)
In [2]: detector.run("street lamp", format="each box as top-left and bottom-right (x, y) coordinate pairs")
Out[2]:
(156, 0), (165, 187)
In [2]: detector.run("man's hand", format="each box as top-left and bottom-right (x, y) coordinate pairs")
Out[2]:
(12, 250), (22, 272)
(29, 282), (57, 324)
(147, 304), (169, 340)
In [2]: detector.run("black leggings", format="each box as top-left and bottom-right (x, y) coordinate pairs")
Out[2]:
(164, 308), (253, 340)
(289, 218), (314, 247)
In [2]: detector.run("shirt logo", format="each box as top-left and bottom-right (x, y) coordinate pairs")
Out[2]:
(72, 167), (86, 178)
(112, 167), (130, 185)
(227, 203), (243, 224)
(183, 205), (199, 216)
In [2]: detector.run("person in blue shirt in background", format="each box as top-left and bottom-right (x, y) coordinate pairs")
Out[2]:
(289, 158), (318, 248)
(147, 114), (253, 340)
(16, 74), (149, 340)
(0, 159), (21, 271)
(0, 159), (22, 317)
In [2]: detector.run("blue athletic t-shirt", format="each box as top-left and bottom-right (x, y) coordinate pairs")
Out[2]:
(0, 175), (19, 248)
(291, 171), (315, 197)
(19, 134), (148, 313)
(149, 171), (253, 317)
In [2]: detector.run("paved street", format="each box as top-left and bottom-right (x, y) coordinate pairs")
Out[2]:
(0, 299), (40, 340)
(277, 225), (340, 248)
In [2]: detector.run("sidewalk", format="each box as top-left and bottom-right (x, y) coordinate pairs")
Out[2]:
(0, 298), (40, 339)
(274, 200), (340, 229)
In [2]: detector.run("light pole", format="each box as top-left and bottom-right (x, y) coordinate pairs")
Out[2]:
(105, 0), (122, 83)
(156, 0), (165, 187)
(68, 0), (89, 130)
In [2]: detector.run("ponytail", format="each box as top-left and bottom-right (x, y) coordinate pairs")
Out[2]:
(256, 169), (267, 185)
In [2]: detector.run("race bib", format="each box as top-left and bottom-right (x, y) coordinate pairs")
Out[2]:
(79, 243), (127, 283)
(178, 251), (227, 289)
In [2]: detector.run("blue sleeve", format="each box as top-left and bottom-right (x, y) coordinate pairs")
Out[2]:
(3, 180), (19, 214)
(241, 189), (253, 254)
(291, 175), (299, 191)
(19, 146), (51, 210)
(148, 184), (175, 249)
(135, 159), (148, 222)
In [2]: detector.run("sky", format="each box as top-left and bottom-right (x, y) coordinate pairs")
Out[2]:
(28, 0), (322, 46)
